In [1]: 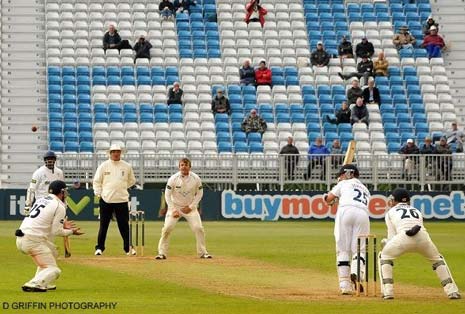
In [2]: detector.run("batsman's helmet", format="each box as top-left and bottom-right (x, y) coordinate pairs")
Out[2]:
(391, 188), (410, 203)
(48, 180), (67, 195)
(337, 164), (359, 178)
(43, 151), (57, 160)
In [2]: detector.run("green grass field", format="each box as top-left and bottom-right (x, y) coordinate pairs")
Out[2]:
(1, 220), (464, 314)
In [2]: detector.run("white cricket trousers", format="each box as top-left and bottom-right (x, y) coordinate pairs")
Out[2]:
(158, 209), (208, 256)
(380, 229), (460, 297)
(335, 206), (370, 261)
(16, 235), (61, 288)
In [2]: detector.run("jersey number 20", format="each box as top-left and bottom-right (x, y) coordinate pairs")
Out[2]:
(29, 203), (45, 219)
(353, 188), (369, 205)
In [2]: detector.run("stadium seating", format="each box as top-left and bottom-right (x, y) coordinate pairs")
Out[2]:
(44, 0), (454, 163)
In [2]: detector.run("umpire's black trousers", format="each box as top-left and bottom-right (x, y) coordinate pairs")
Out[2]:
(95, 199), (130, 253)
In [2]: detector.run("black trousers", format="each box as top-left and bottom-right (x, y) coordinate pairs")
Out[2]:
(96, 199), (130, 253)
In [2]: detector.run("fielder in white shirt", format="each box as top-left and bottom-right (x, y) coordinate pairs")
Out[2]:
(324, 164), (371, 295)
(155, 158), (212, 260)
(25, 151), (64, 215)
(379, 188), (461, 300)
(16, 181), (83, 292)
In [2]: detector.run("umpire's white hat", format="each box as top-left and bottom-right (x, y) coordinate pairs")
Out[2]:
(108, 144), (124, 152)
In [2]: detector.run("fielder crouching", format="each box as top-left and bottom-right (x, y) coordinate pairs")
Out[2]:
(379, 188), (461, 300)
(16, 181), (83, 292)
(155, 158), (212, 260)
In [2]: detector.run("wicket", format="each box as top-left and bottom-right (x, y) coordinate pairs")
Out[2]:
(356, 234), (377, 297)
(129, 211), (145, 256)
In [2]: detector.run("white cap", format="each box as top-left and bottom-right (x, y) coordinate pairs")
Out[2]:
(430, 25), (437, 30)
(407, 139), (414, 143)
(108, 144), (123, 152)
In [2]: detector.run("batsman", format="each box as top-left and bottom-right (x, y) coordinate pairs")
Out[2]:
(324, 163), (371, 295)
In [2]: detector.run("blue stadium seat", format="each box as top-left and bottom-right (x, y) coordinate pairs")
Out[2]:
(215, 113), (229, 123)
(382, 113), (396, 123)
(233, 131), (246, 143)
(169, 113), (183, 123)
(79, 142), (94, 153)
(234, 142), (248, 153)
(216, 132), (231, 143)
(64, 141), (79, 152)
(338, 123), (352, 133)
(231, 113), (245, 123)
(387, 142), (401, 153)
(218, 141), (232, 153)
(261, 112), (274, 123)
(247, 132), (262, 143)
(124, 113), (137, 123)
(169, 103), (183, 113)
(109, 112), (123, 122)
(249, 142), (263, 153)
(140, 113), (154, 123)
(216, 122), (230, 133)
(50, 141), (64, 152)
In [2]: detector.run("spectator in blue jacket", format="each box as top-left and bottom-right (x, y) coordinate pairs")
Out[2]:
(305, 137), (330, 180)
(239, 59), (256, 86)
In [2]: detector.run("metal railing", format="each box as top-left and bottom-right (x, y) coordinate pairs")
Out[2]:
(57, 153), (465, 191)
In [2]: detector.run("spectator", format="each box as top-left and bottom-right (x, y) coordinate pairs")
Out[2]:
(167, 82), (183, 105)
(254, 60), (272, 87)
(445, 122), (464, 153)
(346, 79), (363, 105)
(133, 35), (152, 61)
(244, 0), (267, 28)
(420, 136), (437, 178)
(373, 51), (389, 76)
(310, 41), (330, 68)
(241, 109), (267, 134)
(350, 97), (369, 126)
(355, 36), (375, 59)
(73, 179), (82, 190)
(393, 26), (416, 50)
(326, 101), (351, 125)
(239, 59), (256, 86)
(399, 138), (420, 179)
(174, 0), (197, 14)
(362, 78), (381, 105)
(103, 24), (122, 51)
(211, 88), (230, 114)
(159, 0), (175, 20)
(338, 55), (373, 85)
(305, 137), (330, 180)
(279, 136), (300, 180)
(422, 26), (446, 58)
(423, 15), (439, 35)
(436, 137), (452, 181)
(338, 35), (353, 62)
(330, 139), (344, 169)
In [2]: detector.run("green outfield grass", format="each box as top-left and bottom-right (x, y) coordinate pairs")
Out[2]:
(0, 220), (464, 314)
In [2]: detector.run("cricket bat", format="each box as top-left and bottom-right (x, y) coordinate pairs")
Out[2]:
(343, 140), (356, 165)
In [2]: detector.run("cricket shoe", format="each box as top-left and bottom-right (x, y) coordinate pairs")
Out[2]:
(383, 294), (394, 300)
(200, 253), (213, 259)
(155, 254), (166, 260)
(126, 248), (137, 256)
(47, 285), (57, 291)
(94, 249), (103, 256)
(448, 292), (461, 300)
(22, 283), (46, 293)
(340, 288), (354, 295)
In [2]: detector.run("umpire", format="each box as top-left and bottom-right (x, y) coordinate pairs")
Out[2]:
(93, 144), (136, 256)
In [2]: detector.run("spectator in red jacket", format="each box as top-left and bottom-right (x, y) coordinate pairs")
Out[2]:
(422, 26), (446, 58)
(244, 0), (267, 28)
(255, 60), (272, 87)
